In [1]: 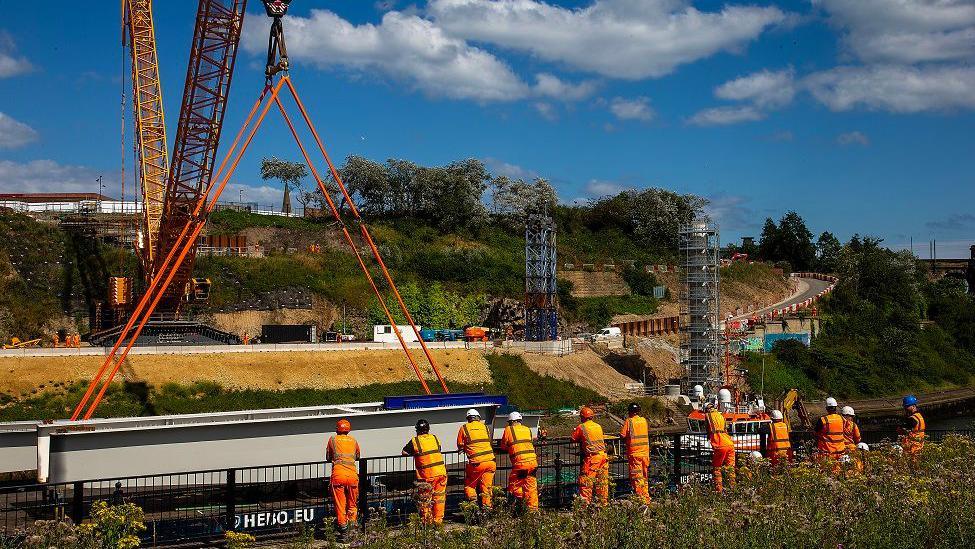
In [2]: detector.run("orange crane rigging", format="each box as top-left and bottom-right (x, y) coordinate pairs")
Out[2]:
(75, 0), (450, 420)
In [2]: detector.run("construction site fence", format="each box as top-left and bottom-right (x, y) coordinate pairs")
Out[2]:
(1, 430), (970, 546)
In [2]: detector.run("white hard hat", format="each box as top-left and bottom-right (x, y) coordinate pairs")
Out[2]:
(841, 406), (855, 416)
(508, 411), (523, 422)
(825, 397), (838, 407)
(692, 385), (705, 397)
(749, 451), (763, 461)
(857, 442), (869, 451)
(771, 409), (784, 420)
(466, 408), (480, 418)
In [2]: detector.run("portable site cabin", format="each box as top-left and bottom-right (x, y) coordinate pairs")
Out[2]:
(373, 324), (421, 343)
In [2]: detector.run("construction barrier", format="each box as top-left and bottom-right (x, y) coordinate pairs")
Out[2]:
(612, 316), (679, 337)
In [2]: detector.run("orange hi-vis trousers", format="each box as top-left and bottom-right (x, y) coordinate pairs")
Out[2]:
(628, 455), (651, 504)
(416, 475), (447, 525)
(579, 453), (610, 505)
(507, 465), (539, 510)
(712, 447), (736, 493)
(464, 461), (496, 508)
(330, 475), (359, 528)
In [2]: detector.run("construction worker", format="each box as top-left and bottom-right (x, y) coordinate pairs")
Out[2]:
(766, 409), (793, 466)
(402, 419), (447, 525)
(619, 402), (651, 504)
(704, 402), (735, 492)
(814, 397), (846, 466)
(572, 406), (609, 505)
(499, 411), (538, 511)
(841, 406), (861, 454)
(898, 395), (926, 457)
(326, 419), (360, 538)
(456, 409), (496, 510)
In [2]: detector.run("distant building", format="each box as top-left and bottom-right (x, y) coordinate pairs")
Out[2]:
(0, 193), (138, 214)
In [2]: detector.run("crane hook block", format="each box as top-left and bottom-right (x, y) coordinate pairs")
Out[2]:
(263, 0), (292, 17)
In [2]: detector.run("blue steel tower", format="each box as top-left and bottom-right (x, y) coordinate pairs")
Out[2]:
(525, 213), (558, 341)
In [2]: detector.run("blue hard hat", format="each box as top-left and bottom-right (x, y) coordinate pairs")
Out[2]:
(903, 395), (918, 407)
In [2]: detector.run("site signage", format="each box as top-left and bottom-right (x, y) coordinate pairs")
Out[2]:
(234, 506), (322, 530)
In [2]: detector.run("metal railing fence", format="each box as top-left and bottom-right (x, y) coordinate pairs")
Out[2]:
(1, 430), (970, 546)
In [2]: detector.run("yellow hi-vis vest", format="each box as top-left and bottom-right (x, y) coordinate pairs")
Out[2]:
(503, 423), (537, 467)
(459, 421), (495, 464)
(623, 415), (650, 458)
(411, 434), (447, 480)
(579, 420), (606, 456)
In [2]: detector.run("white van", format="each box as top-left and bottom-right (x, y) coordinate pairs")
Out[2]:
(594, 327), (622, 340)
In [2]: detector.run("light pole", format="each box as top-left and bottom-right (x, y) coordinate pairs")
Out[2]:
(96, 176), (104, 212)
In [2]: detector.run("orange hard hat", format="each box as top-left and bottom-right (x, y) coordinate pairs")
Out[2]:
(336, 419), (351, 434)
(580, 406), (595, 420)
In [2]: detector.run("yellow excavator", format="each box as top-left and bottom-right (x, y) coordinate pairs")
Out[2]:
(3, 337), (42, 349)
(779, 388), (812, 431)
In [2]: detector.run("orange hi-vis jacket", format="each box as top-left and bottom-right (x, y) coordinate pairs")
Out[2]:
(843, 418), (861, 451)
(501, 423), (537, 467)
(620, 415), (650, 459)
(457, 420), (495, 465)
(817, 413), (846, 456)
(904, 412), (926, 444)
(327, 434), (361, 479)
(574, 420), (607, 456)
(769, 421), (791, 451)
(705, 409), (735, 450)
(411, 434), (447, 480)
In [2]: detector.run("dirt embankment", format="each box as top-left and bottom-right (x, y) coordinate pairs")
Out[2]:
(514, 348), (637, 400)
(0, 349), (491, 396)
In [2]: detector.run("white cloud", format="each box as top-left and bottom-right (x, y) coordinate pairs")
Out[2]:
(0, 160), (115, 195)
(0, 112), (39, 149)
(0, 31), (32, 78)
(242, 9), (529, 102)
(814, 0), (975, 64)
(704, 193), (759, 231)
(533, 73), (599, 101)
(427, 0), (786, 79)
(533, 102), (558, 121)
(585, 179), (625, 196)
(237, 184), (289, 207)
(609, 97), (654, 121)
(715, 68), (796, 109)
(836, 131), (870, 146)
(804, 65), (975, 112)
(687, 105), (765, 126)
(483, 158), (538, 180)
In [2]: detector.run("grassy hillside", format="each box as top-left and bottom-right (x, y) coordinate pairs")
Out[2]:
(745, 240), (975, 399)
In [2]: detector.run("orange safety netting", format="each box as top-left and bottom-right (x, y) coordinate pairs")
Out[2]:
(73, 76), (449, 421)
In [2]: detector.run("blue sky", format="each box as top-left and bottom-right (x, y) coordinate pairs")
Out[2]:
(0, 1), (973, 256)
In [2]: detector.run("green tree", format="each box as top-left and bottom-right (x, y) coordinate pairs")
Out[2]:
(426, 282), (453, 328)
(816, 231), (842, 273)
(260, 157), (308, 212)
(757, 217), (779, 261)
(777, 211), (816, 271)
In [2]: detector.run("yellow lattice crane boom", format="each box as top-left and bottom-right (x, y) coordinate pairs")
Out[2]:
(124, 0), (168, 269)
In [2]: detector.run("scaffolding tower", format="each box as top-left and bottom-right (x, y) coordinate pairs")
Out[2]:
(679, 216), (721, 392)
(525, 213), (558, 341)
